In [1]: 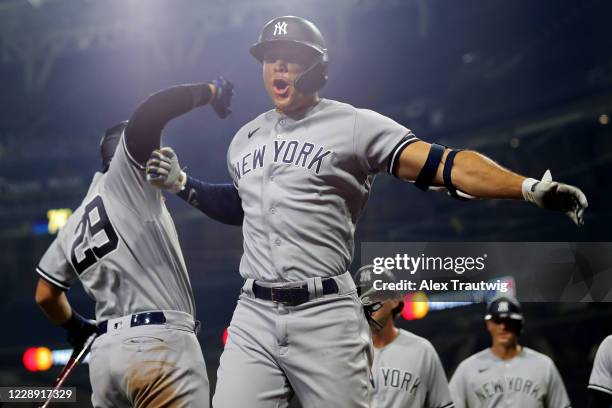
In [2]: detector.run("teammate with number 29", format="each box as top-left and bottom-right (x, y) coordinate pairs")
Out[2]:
(34, 77), (233, 407)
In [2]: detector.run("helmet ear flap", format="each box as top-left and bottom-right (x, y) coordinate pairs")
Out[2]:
(294, 54), (328, 94)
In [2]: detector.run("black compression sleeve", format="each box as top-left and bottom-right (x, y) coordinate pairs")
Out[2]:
(124, 83), (212, 165)
(588, 388), (612, 408)
(176, 175), (244, 226)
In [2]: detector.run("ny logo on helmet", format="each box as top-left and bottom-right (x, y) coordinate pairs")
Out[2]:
(497, 301), (509, 313)
(360, 270), (371, 283)
(274, 21), (288, 36)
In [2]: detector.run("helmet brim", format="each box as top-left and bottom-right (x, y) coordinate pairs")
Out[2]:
(250, 39), (325, 63)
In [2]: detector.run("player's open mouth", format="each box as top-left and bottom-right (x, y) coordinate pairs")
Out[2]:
(273, 79), (290, 97)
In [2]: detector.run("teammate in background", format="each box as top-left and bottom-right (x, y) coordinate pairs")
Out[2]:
(355, 265), (454, 408)
(588, 335), (612, 407)
(145, 16), (587, 407)
(34, 77), (233, 407)
(449, 296), (571, 408)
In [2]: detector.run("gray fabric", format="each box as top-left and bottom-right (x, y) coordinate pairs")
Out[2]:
(213, 273), (372, 408)
(89, 311), (208, 407)
(589, 335), (612, 395)
(37, 132), (196, 321)
(227, 98), (416, 282)
(449, 347), (571, 408)
(371, 329), (454, 408)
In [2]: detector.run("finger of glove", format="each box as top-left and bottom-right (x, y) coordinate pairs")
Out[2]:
(147, 165), (169, 177)
(566, 210), (581, 227)
(150, 150), (166, 161)
(146, 158), (161, 168)
(576, 207), (585, 225)
(541, 169), (553, 182)
(158, 147), (176, 159)
(152, 159), (172, 172)
(557, 183), (588, 209)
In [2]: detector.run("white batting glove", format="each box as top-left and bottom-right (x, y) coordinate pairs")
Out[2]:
(145, 147), (186, 194)
(522, 170), (588, 226)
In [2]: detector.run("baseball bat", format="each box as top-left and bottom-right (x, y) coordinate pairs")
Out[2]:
(39, 333), (97, 408)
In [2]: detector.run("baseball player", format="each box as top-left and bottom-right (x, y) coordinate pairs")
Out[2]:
(449, 296), (571, 408)
(355, 265), (454, 408)
(588, 335), (612, 407)
(144, 16), (587, 408)
(34, 77), (233, 407)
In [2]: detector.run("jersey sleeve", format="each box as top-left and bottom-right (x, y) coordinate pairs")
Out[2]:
(36, 236), (77, 291)
(545, 358), (572, 408)
(448, 363), (468, 408)
(353, 108), (418, 176)
(424, 344), (455, 408)
(104, 130), (159, 210)
(589, 336), (612, 396)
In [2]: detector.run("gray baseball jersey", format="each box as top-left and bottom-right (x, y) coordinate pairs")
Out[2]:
(36, 131), (209, 407)
(449, 347), (571, 408)
(372, 329), (454, 408)
(36, 133), (196, 321)
(227, 98), (417, 282)
(589, 335), (612, 396)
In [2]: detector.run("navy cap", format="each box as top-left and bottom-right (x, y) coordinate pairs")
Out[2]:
(485, 295), (523, 321)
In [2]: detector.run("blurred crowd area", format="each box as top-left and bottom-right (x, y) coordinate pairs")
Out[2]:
(1, 0), (611, 407)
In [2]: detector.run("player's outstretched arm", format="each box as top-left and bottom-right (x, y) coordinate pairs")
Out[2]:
(397, 141), (588, 226)
(146, 147), (244, 226)
(125, 77), (234, 166)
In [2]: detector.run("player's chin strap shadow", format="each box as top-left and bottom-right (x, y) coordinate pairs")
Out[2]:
(363, 302), (383, 330)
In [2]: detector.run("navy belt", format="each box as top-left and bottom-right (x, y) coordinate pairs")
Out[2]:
(97, 311), (167, 335)
(252, 278), (339, 306)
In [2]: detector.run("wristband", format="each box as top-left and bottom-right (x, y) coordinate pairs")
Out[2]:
(521, 178), (539, 203)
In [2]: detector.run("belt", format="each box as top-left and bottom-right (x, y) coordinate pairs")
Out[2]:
(252, 278), (339, 306)
(97, 311), (167, 335)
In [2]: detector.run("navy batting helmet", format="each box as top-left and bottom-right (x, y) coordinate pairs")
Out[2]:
(100, 121), (128, 172)
(250, 16), (328, 94)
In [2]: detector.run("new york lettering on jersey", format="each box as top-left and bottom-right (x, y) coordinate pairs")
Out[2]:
(471, 375), (544, 403)
(233, 139), (332, 181)
(371, 330), (454, 408)
(226, 99), (416, 282)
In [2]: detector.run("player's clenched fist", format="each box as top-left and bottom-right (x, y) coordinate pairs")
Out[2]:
(209, 76), (234, 119)
(522, 170), (588, 226)
(146, 147), (186, 194)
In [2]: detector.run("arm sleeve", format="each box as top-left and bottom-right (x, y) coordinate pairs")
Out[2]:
(176, 175), (244, 226)
(36, 237), (77, 291)
(589, 388), (612, 408)
(589, 336), (612, 396)
(448, 364), (467, 408)
(425, 345), (455, 408)
(124, 83), (212, 167)
(353, 108), (419, 176)
(546, 359), (572, 408)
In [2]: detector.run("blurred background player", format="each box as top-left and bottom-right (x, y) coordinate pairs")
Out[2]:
(34, 77), (233, 407)
(449, 296), (571, 408)
(588, 334), (612, 408)
(144, 15), (588, 408)
(355, 265), (454, 408)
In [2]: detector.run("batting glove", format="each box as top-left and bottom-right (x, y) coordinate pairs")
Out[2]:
(146, 147), (186, 194)
(522, 170), (588, 226)
(61, 310), (97, 349)
(210, 76), (234, 119)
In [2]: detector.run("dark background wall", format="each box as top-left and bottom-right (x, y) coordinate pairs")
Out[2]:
(1, 0), (611, 406)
